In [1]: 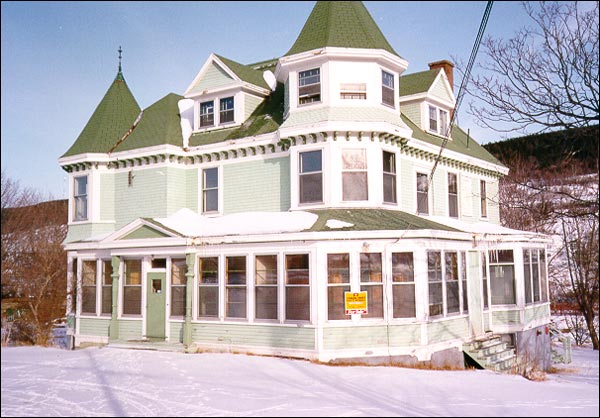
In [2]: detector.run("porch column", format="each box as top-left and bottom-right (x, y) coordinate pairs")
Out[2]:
(183, 253), (195, 346)
(109, 256), (120, 340)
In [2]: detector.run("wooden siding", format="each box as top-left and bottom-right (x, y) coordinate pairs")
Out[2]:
(492, 310), (521, 325)
(323, 326), (389, 350)
(100, 173), (115, 221)
(430, 75), (453, 103)
(401, 103), (421, 127)
(460, 174), (473, 219)
(399, 157), (414, 212)
(64, 223), (115, 244)
(244, 94), (264, 120)
(427, 317), (469, 342)
(188, 62), (235, 95)
(432, 168), (446, 216)
(186, 168), (199, 212)
(223, 157), (291, 214)
(170, 321), (184, 343)
(524, 304), (551, 323)
(122, 225), (170, 240)
(79, 317), (110, 336)
(191, 323), (315, 350)
(118, 319), (143, 340)
(487, 179), (500, 224)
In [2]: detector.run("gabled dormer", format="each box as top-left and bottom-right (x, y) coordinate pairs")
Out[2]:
(275, 1), (410, 130)
(182, 54), (273, 137)
(399, 60), (456, 138)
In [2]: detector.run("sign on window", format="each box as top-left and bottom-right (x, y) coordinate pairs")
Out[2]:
(344, 291), (368, 315)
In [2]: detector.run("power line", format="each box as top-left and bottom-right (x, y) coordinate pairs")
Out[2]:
(428, 1), (494, 185)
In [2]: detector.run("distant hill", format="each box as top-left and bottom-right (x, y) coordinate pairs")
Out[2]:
(483, 125), (599, 173)
(1, 199), (68, 228)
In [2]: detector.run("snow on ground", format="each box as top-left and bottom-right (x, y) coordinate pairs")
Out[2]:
(1, 344), (598, 417)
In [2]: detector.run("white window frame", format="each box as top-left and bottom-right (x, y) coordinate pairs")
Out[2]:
(201, 166), (220, 214)
(383, 150), (397, 205)
(416, 172), (430, 215)
(298, 68), (321, 106)
(219, 96), (235, 125)
(340, 83), (366, 100)
(298, 149), (324, 205)
(480, 179), (488, 219)
(73, 175), (88, 222)
(341, 148), (368, 202)
(199, 100), (215, 128)
(381, 70), (395, 108)
(448, 172), (459, 218)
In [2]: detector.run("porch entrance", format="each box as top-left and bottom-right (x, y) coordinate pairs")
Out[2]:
(146, 272), (166, 339)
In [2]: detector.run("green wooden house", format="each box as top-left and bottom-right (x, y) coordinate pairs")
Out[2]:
(59, 1), (552, 370)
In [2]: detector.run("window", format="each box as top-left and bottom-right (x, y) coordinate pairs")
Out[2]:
(299, 150), (323, 204)
(170, 258), (187, 317)
(327, 254), (350, 320)
(73, 176), (88, 221)
(101, 260), (112, 315)
(202, 168), (219, 213)
(439, 109), (449, 136)
(226, 256), (246, 319)
(461, 252), (468, 313)
(445, 252), (460, 314)
(429, 106), (438, 132)
(340, 83), (366, 100)
(417, 173), (429, 215)
(383, 151), (397, 204)
(285, 254), (310, 321)
(360, 253), (383, 318)
(382, 70), (395, 107)
(482, 252), (489, 309)
(123, 259), (142, 315)
(480, 180), (487, 218)
(255, 255), (278, 320)
(448, 173), (458, 218)
(540, 250), (548, 302)
(298, 68), (320, 105)
(81, 260), (97, 315)
(342, 149), (368, 201)
(489, 250), (515, 305)
(524, 248), (546, 305)
(428, 252), (443, 317)
(220, 97), (234, 124)
(391, 252), (416, 318)
(200, 100), (214, 127)
(198, 257), (219, 318)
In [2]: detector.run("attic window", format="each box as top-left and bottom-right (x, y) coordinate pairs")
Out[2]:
(340, 83), (366, 100)
(220, 97), (234, 124)
(200, 100), (214, 127)
(428, 105), (449, 136)
(298, 68), (321, 105)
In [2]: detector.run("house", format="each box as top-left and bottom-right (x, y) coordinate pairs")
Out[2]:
(59, 1), (552, 370)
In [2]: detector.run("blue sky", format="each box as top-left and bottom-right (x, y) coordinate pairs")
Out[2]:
(2, 1), (545, 200)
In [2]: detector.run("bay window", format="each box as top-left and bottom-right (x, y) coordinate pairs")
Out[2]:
(73, 175), (88, 222)
(342, 149), (368, 201)
(298, 68), (321, 105)
(327, 254), (350, 320)
(382, 70), (395, 107)
(383, 151), (397, 204)
(299, 150), (323, 204)
(489, 250), (515, 305)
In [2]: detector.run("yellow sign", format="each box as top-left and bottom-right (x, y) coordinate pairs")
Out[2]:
(344, 291), (368, 315)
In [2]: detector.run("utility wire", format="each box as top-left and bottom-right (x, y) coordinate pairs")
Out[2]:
(428, 1), (494, 186)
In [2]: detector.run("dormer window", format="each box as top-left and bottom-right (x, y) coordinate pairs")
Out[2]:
(340, 83), (366, 100)
(298, 68), (321, 105)
(428, 105), (449, 136)
(200, 101), (214, 127)
(382, 70), (395, 107)
(220, 97), (234, 124)
(73, 175), (88, 222)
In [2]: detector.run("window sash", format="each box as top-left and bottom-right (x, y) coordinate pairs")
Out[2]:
(342, 149), (368, 201)
(429, 106), (438, 132)
(327, 254), (350, 321)
(219, 97), (234, 124)
(170, 259), (187, 317)
(101, 260), (112, 315)
(480, 180), (487, 218)
(417, 173), (429, 214)
(428, 251), (443, 317)
(202, 168), (218, 213)
(299, 151), (323, 204)
(489, 250), (515, 305)
(448, 173), (458, 218)
(439, 110), (449, 136)
(383, 151), (397, 204)
(285, 255), (309, 321)
(226, 257), (246, 319)
(382, 71), (395, 107)
(74, 176), (88, 221)
(299, 68), (321, 104)
(255, 255), (278, 320)
(200, 101), (214, 127)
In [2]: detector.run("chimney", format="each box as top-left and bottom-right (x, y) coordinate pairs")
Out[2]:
(428, 60), (454, 93)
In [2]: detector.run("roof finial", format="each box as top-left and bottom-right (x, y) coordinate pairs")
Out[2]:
(118, 45), (123, 73)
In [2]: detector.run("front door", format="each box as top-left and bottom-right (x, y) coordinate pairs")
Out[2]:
(146, 272), (166, 339)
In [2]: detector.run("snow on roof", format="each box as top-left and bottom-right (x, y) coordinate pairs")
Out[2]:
(154, 208), (318, 237)
(427, 216), (546, 237)
(325, 219), (354, 229)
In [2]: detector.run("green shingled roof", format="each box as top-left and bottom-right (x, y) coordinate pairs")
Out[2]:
(62, 72), (140, 157)
(284, 1), (401, 58)
(399, 69), (440, 96)
(400, 114), (505, 167)
(215, 55), (270, 90)
(188, 82), (284, 147)
(112, 93), (184, 152)
(305, 208), (459, 232)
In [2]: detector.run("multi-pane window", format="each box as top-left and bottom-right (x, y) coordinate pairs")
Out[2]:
(202, 168), (219, 213)
(482, 252), (489, 309)
(340, 83), (366, 100)
(285, 254), (310, 321)
(382, 70), (395, 107)
(298, 68), (321, 105)
(489, 250), (515, 305)
(360, 253), (383, 318)
(461, 252), (468, 313)
(73, 176), (88, 221)
(170, 258), (187, 317)
(81, 260), (97, 315)
(524, 248), (546, 304)
(417, 173), (429, 215)
(226, 256), (246, 319)
(299, 150), (323, 204)
(200, 100), (214, 127)
(101, 260), (112, 315)
(219, 97), (234, 124)
(342, 149), (368, 201)
(327, 254), (350, 320)
(383, 151), (397, 204)
(439, 109), (449, 136)
(255, 255), (278, 320)
(123, 259), (142, 315)
(429, 106), (438, 132)
(445, 252), (460, 314)
(428, 251), (443, 317)
(391, 252), (416, 318)
(480, 180), (487, 218)
(448, 173), (458, 218)
(198, 257), (219, 318)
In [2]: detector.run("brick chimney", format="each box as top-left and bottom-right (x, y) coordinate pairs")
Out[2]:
(428, 60), (454, 92)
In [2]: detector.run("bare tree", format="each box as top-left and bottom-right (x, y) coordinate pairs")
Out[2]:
(467, 1), (599, 133)
(1, 170), (67, 346)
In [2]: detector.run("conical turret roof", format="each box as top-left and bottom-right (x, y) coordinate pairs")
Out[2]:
(284, 1), (400, 58)
(62, 71), (141, 158)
